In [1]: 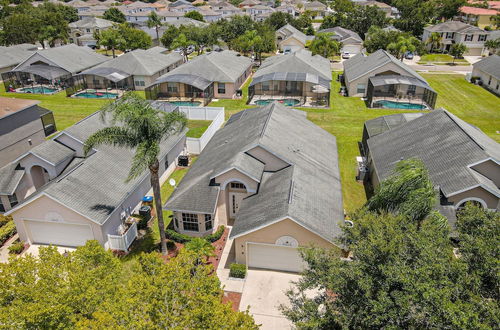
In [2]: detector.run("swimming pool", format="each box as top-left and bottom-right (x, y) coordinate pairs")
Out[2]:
(21, 86), (58, 94)
(168, 101), (201, 106)
(254, 98), (301, 106)
(74, 91), (118, 99)
(373, 100), (427, 110)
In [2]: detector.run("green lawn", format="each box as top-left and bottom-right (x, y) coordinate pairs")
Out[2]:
(418, 54), (469, 65)
(187, 120), (211, 138)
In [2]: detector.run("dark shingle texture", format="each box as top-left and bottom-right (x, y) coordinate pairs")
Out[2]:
(473, 55), (500, 81)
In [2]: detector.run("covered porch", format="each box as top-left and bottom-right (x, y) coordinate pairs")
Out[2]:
(248, 72), (330, 107)
(65, 67), (134, 98)
(367, 75), (437, 110)
(2, 64), (71, 94)
(145, 74), (214, 106)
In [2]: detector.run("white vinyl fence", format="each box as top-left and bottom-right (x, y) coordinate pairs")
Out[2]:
(178, 106), (225, 154)
(108, 222), (138, 251)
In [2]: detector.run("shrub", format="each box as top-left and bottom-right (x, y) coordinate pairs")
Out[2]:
(8, 241), (25, 254)
(0, 221), (17, 246)
(165, 229), (193, 243)
(166, 240), (176, 251)
(135, 214), (149, 230)
(229, 263), (246, 279)
(0, 214), (12, 228)
(205, 226), (225, 243)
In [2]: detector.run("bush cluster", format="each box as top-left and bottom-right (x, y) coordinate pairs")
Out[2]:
(229, 263), (246, 279)
(166, 226), (225, 244)
(0, 221), (17, 246)
(8, 241), (24, 255)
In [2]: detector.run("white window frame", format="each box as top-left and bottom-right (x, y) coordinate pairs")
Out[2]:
(182, 213), (199, 232)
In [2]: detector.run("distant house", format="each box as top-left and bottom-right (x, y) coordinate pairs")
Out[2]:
(457, 6), (498, 29)
(276, 24), (313, 53)
(317, 26), (363, 55)
(422, 21), (489, 56)
(249, 49), (331, 107)
(472, 55), (500, 95)
(361, 110), (500, 232)
(5, 111), (187, 248)
(0, 98), (55, 169)
(211, 2), (243, 18)
(164, 102), (345, 273)
(275, 3), (299, 16)
(69, 17), (113, 47)
(77, 47), (184, 92)
(146, 50), (252, 105)
(303, 0), (328, 19)
(355, 1), (393, 17)
(246, 4), (274, 21)
(0, 44), (37, 76)
(343, 49), (437, 109)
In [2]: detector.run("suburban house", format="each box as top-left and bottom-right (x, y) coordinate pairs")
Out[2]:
(145, 50), (252, 105)
(0, 98), (55, 169)
(457, 6), (498, 29)
(75, 48), (184, 92)
(164, 102), (345, 272)
(246, 4), (274, 21)
(4, 111), (187, 248)
(303, 0), (328, 19)
(276, 24), (312, 53)
(210, 2), (243, 18)
(317, 26), (363, 55)
(69, 17), (113, 47)
(276, 3), (299, 16)
(472, 54), (500, 95)
(0, 44), (37, 76)
(2, 44), (108, 93)
(422, 21), (489, 56)
(361, 110), (500, 231)
(343, 49), (437, 109)
(355, 1), (393, 17)
(249, 49), (332, 107)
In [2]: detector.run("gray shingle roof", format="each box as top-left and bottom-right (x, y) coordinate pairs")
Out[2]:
(343, 49), (427, 84)
(473, 55), (500, 81)
(29, 140), (75, 166)
(0, 44), (37, 69)
(317, 27), (362, 44)
(425, 21), (486, 34)
(68, 17), (113, 29)
(364, 112), (424, 138)
(367, 109), (500, 197)
(0, 163), (25, 195)
(154, 50), (252, 85)
(165, 102), (344, 243)
(277, 24), (309, 45)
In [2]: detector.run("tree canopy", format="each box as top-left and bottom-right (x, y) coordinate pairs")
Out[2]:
(308, 33), (341, 59)
(103, 7), (126, 23)
(184, 10), (204, 22)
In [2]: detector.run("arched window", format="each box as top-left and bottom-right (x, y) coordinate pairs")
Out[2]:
(455, 198), (486, 211)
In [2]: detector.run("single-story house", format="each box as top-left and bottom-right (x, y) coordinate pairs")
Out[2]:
(343, 49), (437, 109)
(472, 54), (500, 95)
(249, 49), (332, 107)
(69, 17), (113, 47)
(164, 102), (345, 272)
(361, 110), (499, 232)
(2, 44), (108, 93)
(75, 48), (184, 92)
(0, 44), (37, 76)
(422, 21), (489, 56)
(276, 24), (313, 53)
(5, 110), (187, 248)
(317, 26), (363, 55)
(0, 97), (55, 169)
(145, 50), (252, 105)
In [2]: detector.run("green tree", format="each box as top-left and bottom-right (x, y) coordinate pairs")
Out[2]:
(232, 29), (261, 58)
(254, 22), (276, 64)
(426, 31), (443, 53)
(320, 4), (387, 38)
(0, 241), (258, 328)
(117, 23), (152, 51)
(160, 24), (179, 49)
(308, 32), (340, 59)
(185, 237), (215, 265)
(393, 0), (437, 35)
(147, 11), (163, 44)
(96, 27), (125, 57)
(0, 12), (39, 45)
(171, 33), (195, 61)
(436, 0), (467, 19)
(264, 11), (294, 30)
(184, 10), (204, 22)
(83, 94), (186, 255)
(449, 43), (468, 63)
(364, 26), (402, 53)
(185, 24), (219, 55)
(484, 38), (500, 55)
(387, 35), (419, 60)
(491, 13), (500, 29)
(216, 15), (254, 48)
(103, 7), (126, 23)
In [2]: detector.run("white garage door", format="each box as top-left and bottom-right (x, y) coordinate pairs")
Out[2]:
(342, 44), (361, 55)
(25, 220), (94, 247)
(247, 243), (306, 273)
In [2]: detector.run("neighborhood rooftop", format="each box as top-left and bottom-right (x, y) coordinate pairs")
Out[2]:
(473, 55), (500, 81)
(425, 20), (486, 33)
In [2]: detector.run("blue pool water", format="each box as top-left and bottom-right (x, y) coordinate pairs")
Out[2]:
(373, 100), (426, 110)
(254, 98), (301, 106)
(168, 101), (202, 106)
(21, 86), (58, 94)
(74, 91), (118, 99)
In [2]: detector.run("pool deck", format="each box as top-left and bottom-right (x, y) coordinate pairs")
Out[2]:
(14, 85), (60, 95)
(370, 96), (430, 110)
(249, 95), (329, 108)
(71, 88), (123, 99)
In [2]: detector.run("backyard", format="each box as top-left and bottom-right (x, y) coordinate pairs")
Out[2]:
(418, 54), (469, 65)
(187, 120), (211, 138)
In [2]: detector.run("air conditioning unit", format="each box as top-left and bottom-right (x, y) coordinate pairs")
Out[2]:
(356, 156), (368, 181)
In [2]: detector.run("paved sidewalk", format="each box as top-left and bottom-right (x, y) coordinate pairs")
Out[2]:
(216, 226), (246, 293)
(0, 234), (19, 263)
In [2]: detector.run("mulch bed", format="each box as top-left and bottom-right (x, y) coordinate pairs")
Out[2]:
(207, 227), (229, 271)
(222, 291), (242, 311)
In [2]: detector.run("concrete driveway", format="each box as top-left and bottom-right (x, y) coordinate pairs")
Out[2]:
(239, 269), (301, 330)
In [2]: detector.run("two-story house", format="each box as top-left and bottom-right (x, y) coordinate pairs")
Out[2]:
(69, 17), (113, 47)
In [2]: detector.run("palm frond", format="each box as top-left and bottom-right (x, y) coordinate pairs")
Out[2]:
(126, 141), (160, 182)
(83, 126), (136, 156)
(160, 111), (187, 137)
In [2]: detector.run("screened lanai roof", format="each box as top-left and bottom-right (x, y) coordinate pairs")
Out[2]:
(12, 64), (70, 80)
(79, 67), (131, 83)
(154, 74), (212, 91)
(250, 72), (331, 89)
(369, 75), (435, 93)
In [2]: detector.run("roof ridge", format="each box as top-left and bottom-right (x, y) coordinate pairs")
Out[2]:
(443, 110), (487, 152)
(260, 104), (274, 138)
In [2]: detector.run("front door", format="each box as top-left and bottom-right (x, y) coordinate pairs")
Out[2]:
(229, 192), (244, 218)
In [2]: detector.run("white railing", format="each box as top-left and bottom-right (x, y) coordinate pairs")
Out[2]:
(108, 222), (138, 251)
(178, 106), (225, 154)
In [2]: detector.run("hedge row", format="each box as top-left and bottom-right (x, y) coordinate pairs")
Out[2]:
(0, 221), (17, 246)
(166, 225), (225, 244)
(0, 215), (13, 228)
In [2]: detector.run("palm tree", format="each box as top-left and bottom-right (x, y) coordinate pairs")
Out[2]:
(449, 43), (468, 64)
(309, 32), (340, 59)
(388, 35), (418, 61)
(426, 32), (442, 53)
(83, 93), (187, 255)
(185, 238), (215, 265)
(147, 11), (163, 46)
(484, 38), (500, 55)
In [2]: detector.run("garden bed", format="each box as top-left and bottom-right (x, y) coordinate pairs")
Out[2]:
(222, 291), (242, 312)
